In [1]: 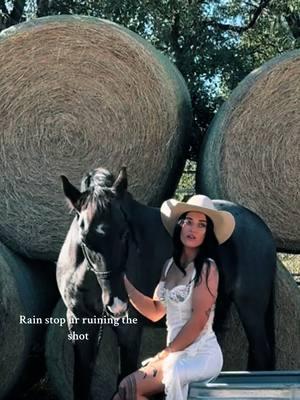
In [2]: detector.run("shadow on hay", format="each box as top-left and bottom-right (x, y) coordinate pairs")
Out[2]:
(56, 167), (276, 400)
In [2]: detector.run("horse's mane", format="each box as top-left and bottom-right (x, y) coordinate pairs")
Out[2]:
(78, 168), (115, 212)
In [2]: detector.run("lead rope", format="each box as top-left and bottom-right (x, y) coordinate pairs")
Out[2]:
(96, 309), (105, 348)
(80, 243), (110, 349)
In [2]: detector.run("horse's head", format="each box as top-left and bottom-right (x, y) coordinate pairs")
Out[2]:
(61, 167), (132, 318)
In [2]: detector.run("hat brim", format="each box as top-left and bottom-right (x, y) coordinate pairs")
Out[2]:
(160, 199), (235, 244)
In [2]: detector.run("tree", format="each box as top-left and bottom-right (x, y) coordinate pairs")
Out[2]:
(1, 0), (299, 159)
(0, 0), (26, 29)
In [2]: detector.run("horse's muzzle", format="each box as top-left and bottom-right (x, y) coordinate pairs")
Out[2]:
(106, 297), (128, 319)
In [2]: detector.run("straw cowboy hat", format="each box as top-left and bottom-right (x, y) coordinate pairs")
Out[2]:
(160, 194), (235, 244)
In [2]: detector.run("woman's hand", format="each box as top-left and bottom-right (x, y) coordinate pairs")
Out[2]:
(141, 348), (171, 367)
(151, 347), (172, 363)
(156, 348), (171, 360)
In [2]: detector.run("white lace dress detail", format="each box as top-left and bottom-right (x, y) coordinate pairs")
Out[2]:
(156, 258), (222, 400)
(165, 283), (192, 303)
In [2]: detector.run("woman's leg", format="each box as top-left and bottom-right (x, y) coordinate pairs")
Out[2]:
(112, 358), (165, 400)
(163, 340), (223, 397)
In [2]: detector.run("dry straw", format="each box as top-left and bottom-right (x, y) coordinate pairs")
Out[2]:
(46, 260), (300, 397)
(46, 300), (166, 400)
(0, 241), (57, 398)
(218, 259), (300, 370)
(0, 16), (191, 260)
(0, 243), (26, 399)
(197, 50), (300, 252)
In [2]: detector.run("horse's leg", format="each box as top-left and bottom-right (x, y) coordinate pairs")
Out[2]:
(234, 295), (273, 370)
(213, 293), (232, 337)
(116, 323), (143, 381)
(68, 312), (100, 400)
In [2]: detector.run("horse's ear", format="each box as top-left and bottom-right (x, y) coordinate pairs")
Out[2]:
(113, 167), (128, 196)
(60, 175), (81, 210)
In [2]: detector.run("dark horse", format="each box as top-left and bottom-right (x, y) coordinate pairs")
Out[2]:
(57, 167), (276, 400)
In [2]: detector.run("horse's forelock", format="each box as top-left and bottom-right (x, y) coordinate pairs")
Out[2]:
(78, 189), (113, 216)
(81, 168), (115, 192)
(77, 172), (113, 217)
(78, 169), (114, 210)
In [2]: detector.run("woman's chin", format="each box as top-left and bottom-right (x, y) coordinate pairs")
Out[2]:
(182, 239), (202, 248)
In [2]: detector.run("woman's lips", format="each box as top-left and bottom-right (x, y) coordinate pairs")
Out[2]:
(186, 234), (196, 240)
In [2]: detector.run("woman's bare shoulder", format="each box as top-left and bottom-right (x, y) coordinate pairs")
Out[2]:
(201, 258), (218, 272)
(198, 259), (219, 287)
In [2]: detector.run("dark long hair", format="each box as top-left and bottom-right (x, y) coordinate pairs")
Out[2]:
(172, 212), (219, 287)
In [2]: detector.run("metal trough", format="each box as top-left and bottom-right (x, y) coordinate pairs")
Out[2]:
(188, 371), (300, 399)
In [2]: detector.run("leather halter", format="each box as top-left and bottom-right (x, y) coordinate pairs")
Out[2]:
(80, 205), (131, 279)
(80, 242), (112, 280)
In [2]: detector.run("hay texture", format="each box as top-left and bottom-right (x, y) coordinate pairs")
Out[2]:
(0, 241), (58, 399)
(46, 261), (300, 399)
(46, 300), (166, 400)
(46, 260), (300, 399)
(0, 15), (191, 261)
(197, 50), (300, 252)
(218, 259), (300, 370)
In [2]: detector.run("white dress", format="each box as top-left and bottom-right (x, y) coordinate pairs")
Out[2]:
(156, 258), (223, 400)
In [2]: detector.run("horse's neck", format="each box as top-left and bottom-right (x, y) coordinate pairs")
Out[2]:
(126, 197), (173, 272)
(127, 198), (161, 241)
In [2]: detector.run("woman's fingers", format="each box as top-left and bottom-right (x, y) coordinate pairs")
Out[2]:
(141, 357), (154, 367)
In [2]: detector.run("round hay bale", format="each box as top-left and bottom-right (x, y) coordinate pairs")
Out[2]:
(0, 15), (191, 261)
(196, 50), (300, 252)
(46, 300), (166, 400)
(218, 259), (300, 370)
(0, 241), (58, 399)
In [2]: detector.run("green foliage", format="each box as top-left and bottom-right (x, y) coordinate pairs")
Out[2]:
(175, 160), (196, 201)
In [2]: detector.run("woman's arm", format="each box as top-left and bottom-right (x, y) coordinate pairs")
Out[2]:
(123, 265), (167, 322)
(158, 261), (219, 357)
